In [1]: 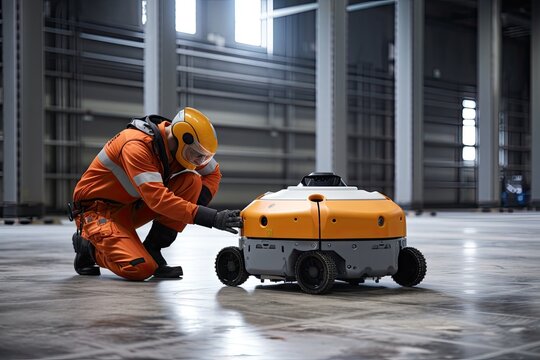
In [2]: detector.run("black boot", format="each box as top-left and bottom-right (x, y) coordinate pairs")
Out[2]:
(72, 233), (100, 276)
(143, 222), (183, 278)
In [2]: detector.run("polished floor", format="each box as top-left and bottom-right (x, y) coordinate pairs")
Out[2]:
(1, 211), (540, 360)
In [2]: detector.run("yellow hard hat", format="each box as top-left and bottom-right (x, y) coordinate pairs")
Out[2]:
(171, 107), (218, 170)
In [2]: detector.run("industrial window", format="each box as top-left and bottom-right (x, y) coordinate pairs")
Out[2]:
(235, 0), (264, 47)
(142, 0), (197, 34)
(461, 99), (477, 162)
(176, 0), (196, 34)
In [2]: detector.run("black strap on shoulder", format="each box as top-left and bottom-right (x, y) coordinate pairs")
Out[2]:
(128, 115), (171, 185)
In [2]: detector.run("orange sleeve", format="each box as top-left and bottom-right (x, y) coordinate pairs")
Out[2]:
(120, 140), (199, 224)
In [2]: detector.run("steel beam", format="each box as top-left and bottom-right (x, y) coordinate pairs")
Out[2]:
(347, 0), (395, 12)
(263, 0), (396, 18)
(144, 0), (178, 117)
(2, 0), (45, 217)
(20, 0), (45, 212)
(264, 3), (318, 19)
(176, 65), (314, 89)
(394, 0), (424, 209)
(2, 0), (18, 206)
(477, 0), (501, 209)
(316, 0), (348, 179)
(532, 0), (540, 208)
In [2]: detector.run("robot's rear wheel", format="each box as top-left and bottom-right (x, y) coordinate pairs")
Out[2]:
(295, 251), (337, 294)
(392, 247), (427, 287)
(215, 246), (249, 286)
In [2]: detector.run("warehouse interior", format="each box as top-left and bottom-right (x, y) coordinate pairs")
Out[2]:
(1, 0), (539, 359)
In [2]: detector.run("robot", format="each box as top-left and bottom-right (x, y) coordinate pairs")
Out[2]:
(215, 172), (426, 294)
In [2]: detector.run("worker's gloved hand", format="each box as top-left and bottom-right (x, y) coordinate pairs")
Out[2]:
(194, 206), (243, 234)
(213, 209), (243, 234)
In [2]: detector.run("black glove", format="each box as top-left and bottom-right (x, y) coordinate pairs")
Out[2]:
(213, 209), (243, 234)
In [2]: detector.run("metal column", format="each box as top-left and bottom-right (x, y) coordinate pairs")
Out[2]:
(316, 0), (348, 179)
(394, 0), (424, 209)
(144, 0), (178, 118)
(477, 0), (501, 209)
(2, 0), (44, 218)
(532, 1), (540, 208)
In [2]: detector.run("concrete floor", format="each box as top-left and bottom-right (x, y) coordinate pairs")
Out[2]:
(1, 212), (540, 360)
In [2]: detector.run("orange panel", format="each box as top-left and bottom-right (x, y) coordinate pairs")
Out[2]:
(242, 197), (406, 240)
(320, 200), (406, 239)
(241, 200), (319, 239)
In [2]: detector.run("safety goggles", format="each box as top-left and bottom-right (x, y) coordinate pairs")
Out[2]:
(183, 141), (214, 167)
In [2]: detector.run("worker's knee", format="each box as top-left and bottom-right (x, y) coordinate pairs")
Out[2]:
(117, 258), (158, 281)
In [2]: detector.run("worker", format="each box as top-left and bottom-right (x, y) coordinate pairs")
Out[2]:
(69, 107), (242, 280)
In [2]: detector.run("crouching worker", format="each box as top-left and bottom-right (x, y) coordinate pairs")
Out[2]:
(69, 107), (242, 280)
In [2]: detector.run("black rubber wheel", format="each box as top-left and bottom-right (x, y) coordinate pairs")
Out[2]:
(392, 247), (427, 287)
(295, 251), (337, 294)
(215, 246), (249, 286)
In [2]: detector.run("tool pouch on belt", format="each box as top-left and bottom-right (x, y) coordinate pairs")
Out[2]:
(68, 200), (115, 240)
(82, 215), (113, 244)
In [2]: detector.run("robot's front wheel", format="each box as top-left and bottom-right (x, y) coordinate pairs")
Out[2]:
(215, 246), (250, 286)
(295, 251), (337, 295)
(392, 247), (427, 287)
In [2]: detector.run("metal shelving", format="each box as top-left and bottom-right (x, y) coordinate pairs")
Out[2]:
(424, 78), (477, 207)
(347, 65), (395, 197)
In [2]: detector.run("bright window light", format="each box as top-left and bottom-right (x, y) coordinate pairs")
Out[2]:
(462, 146), (476, 161)
(142, 0), (147, 25)
(142, 0), (196, 34)
(461, 98), (477, 162)
(235, 0), (263, 46)
(462, 99), (476, 109)
(176, 0), (196, 34)
(462, 126), (476, 146)
(462, 108), (476, 120)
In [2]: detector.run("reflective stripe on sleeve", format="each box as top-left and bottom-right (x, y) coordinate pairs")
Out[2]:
(169, 169), (200, 181)
(133, 172), (163, 186)
(197, 158), (217, 176)
(97, 148), (140, 198)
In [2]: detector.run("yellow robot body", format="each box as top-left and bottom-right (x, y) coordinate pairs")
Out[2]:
(242, 189), (406, 240)
(215, 173), (426, 294)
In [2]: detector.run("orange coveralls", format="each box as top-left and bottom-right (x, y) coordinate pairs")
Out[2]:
(73, 121), (221, 280)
